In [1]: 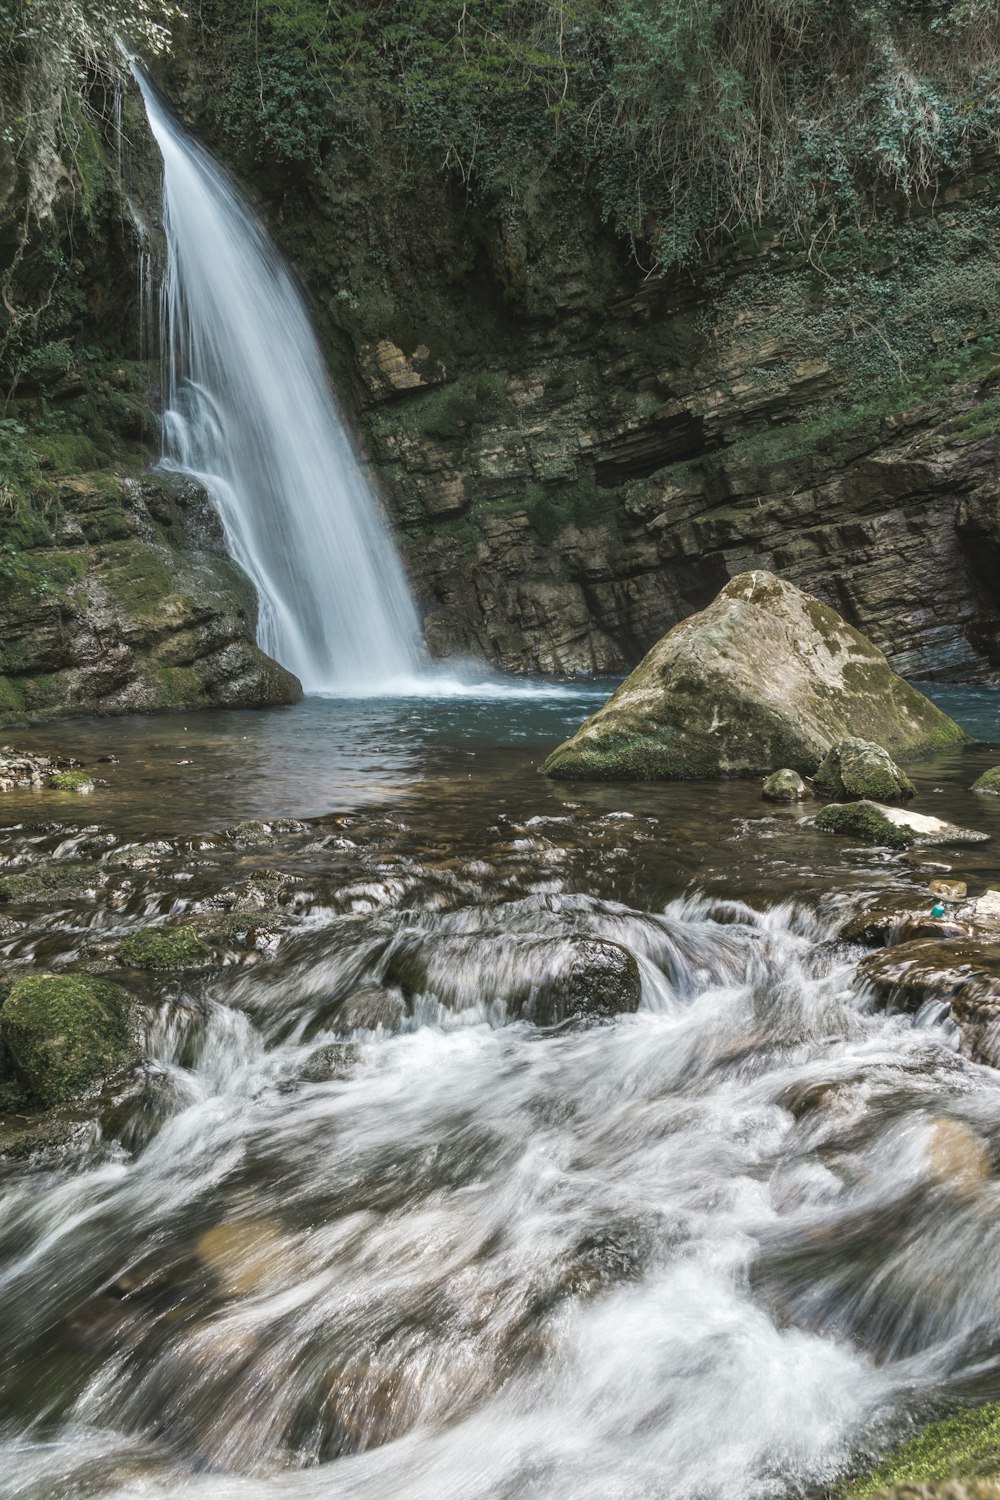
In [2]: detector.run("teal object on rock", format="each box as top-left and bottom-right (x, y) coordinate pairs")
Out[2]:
(931, 903), (946, 918)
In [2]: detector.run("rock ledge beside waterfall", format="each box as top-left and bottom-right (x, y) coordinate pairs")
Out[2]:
(542, 571), (965, 781)
(0, 471), (302, 725)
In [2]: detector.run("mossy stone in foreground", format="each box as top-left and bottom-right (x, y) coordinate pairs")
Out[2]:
(542, 572), (965, 782)
(850, 1402), (1000, 1495)
(116, 925), (212, 970)
(816, 802), (915, 848)
(973, 767), (1000, 796)
(0, 973), (138, 1107)
(0, 862), (96, 903)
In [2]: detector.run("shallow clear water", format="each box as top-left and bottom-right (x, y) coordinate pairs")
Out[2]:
(2, 683), (1000, 1500)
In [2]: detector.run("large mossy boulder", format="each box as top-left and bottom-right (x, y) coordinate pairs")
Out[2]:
(541, 571), (965, 781)
(0, 972), (139, 1107)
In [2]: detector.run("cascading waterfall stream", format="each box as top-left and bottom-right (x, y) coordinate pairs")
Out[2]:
(134, 71), (423, 694)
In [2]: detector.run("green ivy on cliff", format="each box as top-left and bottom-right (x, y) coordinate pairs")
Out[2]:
(176, 0), (1000, 269)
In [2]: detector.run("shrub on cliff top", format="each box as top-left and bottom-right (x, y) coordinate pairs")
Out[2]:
(180, 0), (1000, 268)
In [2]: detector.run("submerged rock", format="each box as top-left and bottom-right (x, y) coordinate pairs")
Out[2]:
(972, 767), (1000, 795)
(338, 987), (406, 1033)
(925, 1117), (992, 1196)
(762, 769), (812, 803)
(0, 972), (139, 1107)
(541, 571), (964, 781)
(816, 801), (988, 849)
(116, 925), (213, 971)
(814, 737), (915, 803)
(385, 933), (642, 1025)
(841, 906), (974, 946)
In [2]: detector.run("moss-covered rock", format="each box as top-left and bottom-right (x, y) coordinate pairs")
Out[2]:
(762, 768), (811, 803)
(816, 801), (916, 848)
(972, 767), (1000, 796)
(47, 770), (95, 793)
(0, 862), (98, 904)
(116, 925), (212, 970)
(542, 572), (965, 782)
(850, 1403), (1000, 1495)
(0, 972), (139, 1107)
(0, 473), (303, 728)
(816, 800), (987, 849)
(815, 738), (916, 803)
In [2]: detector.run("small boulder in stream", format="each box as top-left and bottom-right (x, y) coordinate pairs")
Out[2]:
(814, 737), (915, 803)
(762, 769), (812, 803)
(116, 925), (213, 970)
(972, 766), (1000, 795)
(541, 571), (964, 781)
(0, 972), (139, 1107)
(816, 801), (988, 849)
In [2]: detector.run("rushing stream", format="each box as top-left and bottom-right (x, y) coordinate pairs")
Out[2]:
(2, 685), (1000, 1499)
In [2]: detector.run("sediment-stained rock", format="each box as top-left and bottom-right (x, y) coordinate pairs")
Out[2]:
(858, 938), (1000, 1068)
(542, 571), (964, 781)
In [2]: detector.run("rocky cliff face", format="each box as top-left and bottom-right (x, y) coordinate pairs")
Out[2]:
(146, 68), (1000, 683)
(0, 470), (301, 722)
(6, 52), (1000, 702)
(347, 184), (1000, 680)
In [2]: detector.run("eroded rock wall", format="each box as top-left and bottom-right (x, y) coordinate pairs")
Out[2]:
(0, 471), (301, 721)
(152, 79), (1000, 680)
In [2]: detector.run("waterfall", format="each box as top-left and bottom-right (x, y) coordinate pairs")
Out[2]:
(133, 72), (423, 694)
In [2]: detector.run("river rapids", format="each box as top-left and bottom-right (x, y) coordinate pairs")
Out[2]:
(2, 690), (1000, 1500)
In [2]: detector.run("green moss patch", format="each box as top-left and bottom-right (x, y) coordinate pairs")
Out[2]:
(814, 802), (914, 849)
(973, 767), (1000, 796)
(851, 1403), (1000, 1495)
(48, 770), (94, 792)
(0, 972), (138, 1107)
(0, 863), (97, 903)
(116, 925), (213, 970)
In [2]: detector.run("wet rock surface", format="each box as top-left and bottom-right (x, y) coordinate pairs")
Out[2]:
(817, 801), (988, 849)
(815, 738), (916, 803)
(0, 972), (140, 1108)
(762, 768), (812, 803)
(858, 940), (1000, 1066)
(0, 472), (301, 726)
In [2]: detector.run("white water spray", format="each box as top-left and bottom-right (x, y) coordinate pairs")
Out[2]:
(134, 72), (423, 693)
